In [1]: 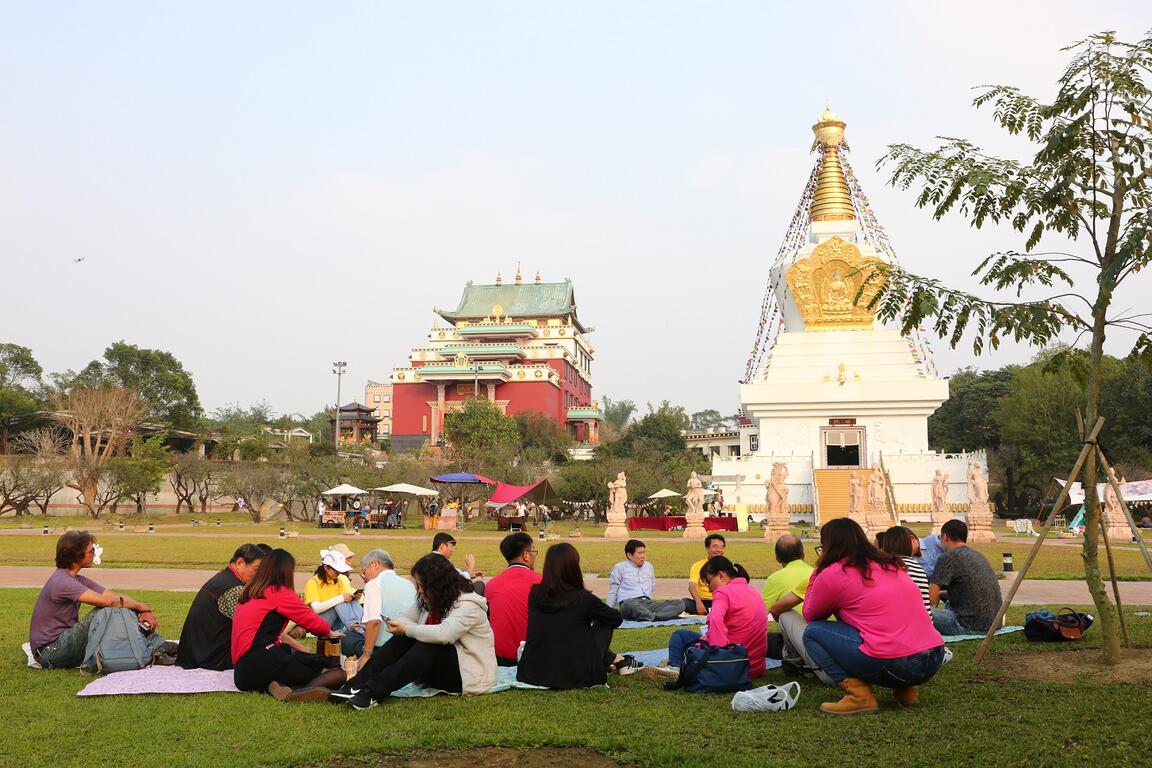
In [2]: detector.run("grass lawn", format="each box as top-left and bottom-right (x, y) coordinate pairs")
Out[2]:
(1, 520), (1150, 579)
(3, 587), (1149, 768)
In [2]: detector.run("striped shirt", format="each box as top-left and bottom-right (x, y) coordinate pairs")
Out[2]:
(903, 557), (931, 612)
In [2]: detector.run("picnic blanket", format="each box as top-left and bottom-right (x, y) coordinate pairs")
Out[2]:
(941, 625), (1023, 643)
(619, 617), (707, 629)
(74, 663), (561, 698)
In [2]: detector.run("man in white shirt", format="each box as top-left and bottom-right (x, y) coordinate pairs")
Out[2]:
(354, 548), (417, 672)
(606, 539), (686, 621)
(432, 532), (485, 596)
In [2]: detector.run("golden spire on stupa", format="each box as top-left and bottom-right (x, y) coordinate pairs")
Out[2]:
(809, 107), (856, 222)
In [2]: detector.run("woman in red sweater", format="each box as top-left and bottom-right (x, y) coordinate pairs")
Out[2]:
(231, 549), (346, 702)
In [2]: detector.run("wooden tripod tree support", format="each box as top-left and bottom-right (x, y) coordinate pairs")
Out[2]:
(973, 418), (1103, 664)
(975, 417), (1152, 663)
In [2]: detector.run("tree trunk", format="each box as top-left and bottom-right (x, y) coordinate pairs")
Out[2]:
(1083, 300), (1122, 665)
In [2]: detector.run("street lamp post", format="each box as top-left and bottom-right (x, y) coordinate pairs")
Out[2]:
(472, 364), (481, 400)
(332, 361), (347, 449)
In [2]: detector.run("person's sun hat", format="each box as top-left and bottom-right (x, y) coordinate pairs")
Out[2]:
(330, 543), (355, 559)
(321, 550), (353, 573)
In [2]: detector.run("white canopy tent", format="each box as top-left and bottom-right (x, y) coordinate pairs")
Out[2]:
(373, 483), (440, 497)
(648, 488), (682, 499)
(321, 483), (368, 496)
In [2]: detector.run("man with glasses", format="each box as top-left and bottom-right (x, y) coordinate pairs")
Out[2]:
(29, 531), (163, 669)
(484, 532), (542, 665)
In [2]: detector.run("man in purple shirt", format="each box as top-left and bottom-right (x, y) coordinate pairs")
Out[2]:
(30, 530), (160, 669)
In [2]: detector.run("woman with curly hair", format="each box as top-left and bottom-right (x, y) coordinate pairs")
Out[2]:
(803, 518), (945, 715)
(332, 552), (496, 709)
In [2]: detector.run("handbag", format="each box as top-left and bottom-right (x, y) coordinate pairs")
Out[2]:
(1024, 608), (1094, 642)
(666, 641), (751, 693)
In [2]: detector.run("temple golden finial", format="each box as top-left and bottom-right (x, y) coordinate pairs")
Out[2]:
(495, 271), (503, 285)
(810, 107), (856, 222)
(534, 270), (541, 284)
(515, 262), (523, 284)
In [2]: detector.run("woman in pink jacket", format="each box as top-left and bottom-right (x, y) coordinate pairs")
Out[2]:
(803, 518), (945, 714)
(649, 556), (768, 681)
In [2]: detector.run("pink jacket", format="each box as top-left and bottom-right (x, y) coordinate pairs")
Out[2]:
(803, 560), (943, 659)
(708, 578), (768, 678)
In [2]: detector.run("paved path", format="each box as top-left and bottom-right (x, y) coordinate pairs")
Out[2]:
(4, 566), (1152, 605)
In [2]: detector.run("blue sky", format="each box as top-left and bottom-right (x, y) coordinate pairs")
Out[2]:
(2, 2), (1147, 418)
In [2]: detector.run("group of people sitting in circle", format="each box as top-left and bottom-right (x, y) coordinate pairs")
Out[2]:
(29, 515), (1001, 714)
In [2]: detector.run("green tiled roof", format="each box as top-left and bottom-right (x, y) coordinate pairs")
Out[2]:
(438, 280), (575, 322)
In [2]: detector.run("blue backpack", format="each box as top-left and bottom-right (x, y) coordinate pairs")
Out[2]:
(666, 641), (752, 693)
(82, 603), (163, 674)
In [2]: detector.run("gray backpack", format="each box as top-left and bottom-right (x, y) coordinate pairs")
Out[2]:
(82, 602), (163, 674)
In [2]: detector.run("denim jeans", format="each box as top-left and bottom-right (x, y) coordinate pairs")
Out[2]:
(931, 605), (975, 636)
(319, 602), (366, 657)
(666, 629), (702, 668)
(35, 609), (102, 669)
(802, 620), (944, 688)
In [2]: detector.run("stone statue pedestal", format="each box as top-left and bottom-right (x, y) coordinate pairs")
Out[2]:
(864, 506), (890, 537)
(763, 514), (790, 543)
(930, 508), (953, 535)
(1102, 507), (1134, 544)
(683, 512), (706, 539)
(603, 510), (628, 539)
(965, 501), (997, 543)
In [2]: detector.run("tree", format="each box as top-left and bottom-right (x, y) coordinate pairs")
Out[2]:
(690, 409), (728, 431)
(54, 387), (148, 518)
(217, 461), (286, 522)
(0, 343), (44, 454)
(170, 450), (216, 514)
(928, 367), (1016, 452)
(107, 435), (171, 515)
(442, 400), (520, 457)
(78, 341), (202, 429)
(514, 411), (573, 464)
(868, 31), (1152, 663)
(600, 397), (636, 430)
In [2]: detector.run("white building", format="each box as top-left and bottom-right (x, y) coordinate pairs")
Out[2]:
(712, 109), (982, 525)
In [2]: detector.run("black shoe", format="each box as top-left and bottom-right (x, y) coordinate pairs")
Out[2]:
(328, 684), (360, 701)
(612, 655), (645, 676)
(779, 659), (815, 678)
(347, 691), (378, 710)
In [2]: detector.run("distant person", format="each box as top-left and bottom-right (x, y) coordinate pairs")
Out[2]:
(605, 539), (688, 621)
(355, 548), (417, 673)
(518, 543), (641, 688)
(930, 519), (1003, 635)
(802, 519), (944, 713)
(29, 531), (169, 669)
(484, 533), (542, 665)
(232, 549), (345, 702)
(685, 534), (727, 615)
(645, 556), (768, 682)
(432, 532), (485, 596)
(177, 543), (272, 670)
(331, 553), (496, 710)
(761, 534), (815, 675)
(426, 499), (440, 530)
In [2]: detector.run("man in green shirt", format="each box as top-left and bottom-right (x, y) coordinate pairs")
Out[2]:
(761, 534), (823, 680)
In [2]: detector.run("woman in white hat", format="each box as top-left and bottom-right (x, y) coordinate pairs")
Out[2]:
(304, 549), (365, 656)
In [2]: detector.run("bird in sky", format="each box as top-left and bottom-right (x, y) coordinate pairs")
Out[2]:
(72, 257), (85, 263)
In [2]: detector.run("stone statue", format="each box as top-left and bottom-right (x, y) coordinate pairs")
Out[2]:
(964, 462), (996, 542)
(763, 462), (791, 541)
(930, 469), (951, 533)
(604, 471), (629, 539)
(683, 471), (707, 539)
(1102, 468), (1134, 543)
(866, 463), (890, 532)
(848, 472), (866, 526)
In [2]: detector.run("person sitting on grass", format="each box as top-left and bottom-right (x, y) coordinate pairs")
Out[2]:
(484, 532), (542, 665)
(517, 543), (641, 688)
(29, 531), (172, 670)
(684, 533), (727, 615)
(331, 552), (496, 710)
(304, 549), (366, 657)
(645, 555), (768, 682)
(761, 534), (816, 676)
(432, 532), (486, 596)
(353, 548), (417, 674)
(231, 548), (346, 702)
(177, 542), (272, 670)
(876, 527), (931, 613)
(606, 539), (690, 622)
(929, 519), (1003, 635)
(801, 518), (945, 714)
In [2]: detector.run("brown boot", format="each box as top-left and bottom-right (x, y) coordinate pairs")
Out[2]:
(820, 677), (880, 715)
(893, 686), (919, 706)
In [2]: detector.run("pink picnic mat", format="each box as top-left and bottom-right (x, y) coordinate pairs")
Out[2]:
(76, 666), (240, 696)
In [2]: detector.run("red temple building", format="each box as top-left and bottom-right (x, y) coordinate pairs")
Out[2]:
(389, 271), (600, 452)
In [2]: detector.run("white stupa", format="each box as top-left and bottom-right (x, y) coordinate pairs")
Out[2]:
(712, 109), (985, 527)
